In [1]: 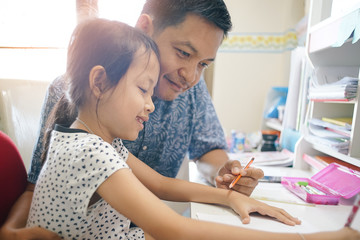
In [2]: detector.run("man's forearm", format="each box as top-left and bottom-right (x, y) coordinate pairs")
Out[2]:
(197, 149), (229, 185)
(1, 183), (34, 230)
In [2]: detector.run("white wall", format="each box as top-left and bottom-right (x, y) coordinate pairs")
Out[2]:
(0, 79), (49, 170)
(212, 0), (305, 136)
(0, 48), (65, 171)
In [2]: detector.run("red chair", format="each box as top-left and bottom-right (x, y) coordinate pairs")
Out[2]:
(0, 131), (28, 226)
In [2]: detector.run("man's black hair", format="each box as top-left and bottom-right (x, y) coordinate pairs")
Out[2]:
(141, 0), (232, 37)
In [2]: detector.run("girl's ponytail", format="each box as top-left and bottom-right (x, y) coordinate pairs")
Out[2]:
(41, 93), (77, 164)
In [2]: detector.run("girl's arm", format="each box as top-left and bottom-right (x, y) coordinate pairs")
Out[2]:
(127, 153), (298, 225)
(96, 164), (360, 240)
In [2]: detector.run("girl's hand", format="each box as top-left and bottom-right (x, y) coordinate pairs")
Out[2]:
(307, 227), (360, 240)
(228, 191), (301, 226)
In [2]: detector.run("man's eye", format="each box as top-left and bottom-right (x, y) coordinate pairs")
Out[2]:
(200, 62), (209, 69)
(177, 48), (190, 57)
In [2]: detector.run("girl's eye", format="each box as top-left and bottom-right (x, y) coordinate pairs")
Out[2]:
(139, 87), (147, 94)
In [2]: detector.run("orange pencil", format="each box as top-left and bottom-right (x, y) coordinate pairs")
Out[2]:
(229, 157), (255, 189)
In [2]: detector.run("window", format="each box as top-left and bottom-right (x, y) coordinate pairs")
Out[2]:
(0, 0), (145, 80)
(99, 0), (145, 26)
(0, 0), (76, 48)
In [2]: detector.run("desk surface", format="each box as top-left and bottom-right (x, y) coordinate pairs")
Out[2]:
(188, 162), (359, 233)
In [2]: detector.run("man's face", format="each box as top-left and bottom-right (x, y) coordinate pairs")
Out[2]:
(151, 14), (224, 101)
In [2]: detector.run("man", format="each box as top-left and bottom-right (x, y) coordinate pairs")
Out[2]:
(1, 0), (264, 239)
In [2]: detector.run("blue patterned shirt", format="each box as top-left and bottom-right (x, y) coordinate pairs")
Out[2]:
(28, 76), (227, 183)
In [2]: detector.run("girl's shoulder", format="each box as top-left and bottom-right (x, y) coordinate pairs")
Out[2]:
(53, 128), (128, 163)
(69, 134), (129, 171)
(81, 135), (125, 157)
(111, 138), (129, 160)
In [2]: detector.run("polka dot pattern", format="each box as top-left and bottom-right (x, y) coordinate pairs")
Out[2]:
(27, 129), (144, 239)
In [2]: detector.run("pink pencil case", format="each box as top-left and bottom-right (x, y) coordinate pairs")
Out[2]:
(281, 163), (360, 205)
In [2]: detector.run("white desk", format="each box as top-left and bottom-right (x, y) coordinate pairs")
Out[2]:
(188, 162), (359, 233)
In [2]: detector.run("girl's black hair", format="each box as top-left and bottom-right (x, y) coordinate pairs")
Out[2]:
(42, 18), (160, 163)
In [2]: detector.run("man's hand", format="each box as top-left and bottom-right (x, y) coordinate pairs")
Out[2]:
(0, 226), (61, 240)
(0, 182), (61, 240)
(215, 160), (264, 196)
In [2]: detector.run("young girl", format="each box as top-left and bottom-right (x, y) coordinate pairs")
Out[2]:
(27, 18), (359, 240)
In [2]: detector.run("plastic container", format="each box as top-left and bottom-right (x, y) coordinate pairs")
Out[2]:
(260, 130), (279, 152)
(281, 163), (360, 205)
(230, 130), (245, 153)
(263, 87), (288, 119)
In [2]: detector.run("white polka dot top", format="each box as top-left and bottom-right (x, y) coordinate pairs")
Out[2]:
(27, 125), (145, 239)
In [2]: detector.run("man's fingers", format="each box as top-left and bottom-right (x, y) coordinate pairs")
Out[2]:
(218, 170), (262, 185)
(225, 161), (264, 180)
(224, 160), (241, 171)
(216, 175), (257, 195)
(241, 167), (264, 180)
(218, 160), (240, 176)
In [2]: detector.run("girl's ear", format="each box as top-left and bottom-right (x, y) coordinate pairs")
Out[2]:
(135, 14), (154, 36)
(89, 65), (107, 99)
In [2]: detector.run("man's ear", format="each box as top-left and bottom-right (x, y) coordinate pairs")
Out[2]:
(135, 14), (154, 36)
(89, 65), (107, 99)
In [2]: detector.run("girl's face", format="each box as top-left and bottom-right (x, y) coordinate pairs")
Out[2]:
(98, 49), (160, 142)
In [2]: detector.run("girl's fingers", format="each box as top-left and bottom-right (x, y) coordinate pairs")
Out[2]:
(236, 207), (251, 224)
(255, 205), (301, 226)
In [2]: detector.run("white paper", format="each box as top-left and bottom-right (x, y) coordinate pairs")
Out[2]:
(196, 212), (318, 233)
(227, 149), (294, 167)
(251, 182), (311, 206)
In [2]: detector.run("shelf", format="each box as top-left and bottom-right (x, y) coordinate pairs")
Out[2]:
(294, 136), (360, 170)
(310, 99), (356, 104)
(307, 6), (360, 67)
(310, 101), (355, 120)
(265, 118), (282, 131)
(308, 16), (342, 53)
(304, 136), (360, 168)
(308, 39), (360, 67)
(294, 2), (360, 171)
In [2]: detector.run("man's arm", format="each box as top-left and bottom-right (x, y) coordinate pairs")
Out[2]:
(197, 149), (264, 196)
(0, 183), (61, 240)
(188, 79), (263, 196)
(196, 149), (228, 184)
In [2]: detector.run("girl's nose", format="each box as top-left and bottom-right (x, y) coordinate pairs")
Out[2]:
(145, 98), (155, 113)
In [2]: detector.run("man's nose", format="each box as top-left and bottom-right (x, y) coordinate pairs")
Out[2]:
(178, 64), (199, 85)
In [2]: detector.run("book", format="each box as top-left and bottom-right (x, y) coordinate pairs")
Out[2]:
(322, 117), (352, 128)
(308, 121), (350, 139)
(325, 127), (351, 138)
(308, 76), (358, 100)
(303, 154), (360, 172)
(308, 118), (351, 137)
(304, 134), (349, 154)
(312, 99), (352, 102)
(303, 153), (327, 171)
(227, 149), (294, 167)
(315, 156), (360, 172)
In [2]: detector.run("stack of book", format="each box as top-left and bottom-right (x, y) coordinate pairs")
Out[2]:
(306, 117), (351, 154)
(303, 153), (360, 172)
(227, 149), (294, 167)
(308, 76), (358, 101)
